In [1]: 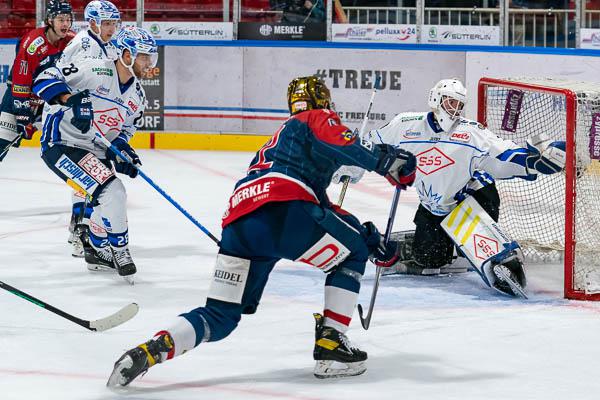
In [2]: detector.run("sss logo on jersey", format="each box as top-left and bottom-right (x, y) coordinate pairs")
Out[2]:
(93, 107), (125, 137)
(416, 147), (455, 175)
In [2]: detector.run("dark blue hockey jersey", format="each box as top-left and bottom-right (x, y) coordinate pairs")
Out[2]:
(222, 108), (386, 227)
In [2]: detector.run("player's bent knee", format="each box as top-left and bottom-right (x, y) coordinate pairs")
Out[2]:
(97, 178), (127, 205)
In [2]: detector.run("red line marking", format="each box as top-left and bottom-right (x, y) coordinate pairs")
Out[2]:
(0, 368), (326, 400)
(154, 150), (239, 181)
(150, 132), (155, 149)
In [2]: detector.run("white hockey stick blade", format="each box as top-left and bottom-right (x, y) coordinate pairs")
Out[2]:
(89, 303), (139, 332)
(493, 265), (528, 299)
(314, 360), (367, 379)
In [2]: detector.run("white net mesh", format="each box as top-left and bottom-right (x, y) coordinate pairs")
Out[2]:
(482, 77), (600, 296)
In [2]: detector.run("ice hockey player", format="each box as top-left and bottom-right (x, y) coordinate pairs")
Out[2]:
(0, 0), (75, 161)
(333, 78), (566, 297)
(107, 76), (417, 386)
(59, 0), (122, 259)
(31, 26), (157, 283)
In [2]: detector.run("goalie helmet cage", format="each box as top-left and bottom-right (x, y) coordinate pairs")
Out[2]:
(477, 77), (600, 301)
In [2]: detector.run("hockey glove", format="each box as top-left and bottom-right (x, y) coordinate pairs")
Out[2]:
(331, 165), (365, 184)
(65, 90), (94, 134)
(374, 144), (416, 189)
(107, 137), (141, 178)
(12, 100), (35, 141)
(454, 170), (495, 203)
(525, 135), (566, 175)
(363, 221), (400, 268)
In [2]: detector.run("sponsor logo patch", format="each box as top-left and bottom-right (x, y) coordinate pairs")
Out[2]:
(26, 37), (45, 55)
(12, 84), (30, 95)
(473, 234), (499, 260)
(403, 130), (422, 139)
(416, 147), (455, 175)
(93, 108), (125, 136)
(296, 234), (351, 272)
(91, 67), (113, 76)
(55, 154), (100, 193)
(450, 131), (470, 142)
(77, 153), (114, 184)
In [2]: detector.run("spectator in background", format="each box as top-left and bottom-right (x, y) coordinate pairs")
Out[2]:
(271, 0), (326, 23)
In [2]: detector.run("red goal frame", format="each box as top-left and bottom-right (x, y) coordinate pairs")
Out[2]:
(477, 77), (598, 301)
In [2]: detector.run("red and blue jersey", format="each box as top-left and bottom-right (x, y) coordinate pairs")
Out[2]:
(222, 109), (385, 227)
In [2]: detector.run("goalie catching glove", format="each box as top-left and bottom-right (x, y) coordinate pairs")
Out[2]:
(526, 134), (566, 175)
(107, 137), (141, 178)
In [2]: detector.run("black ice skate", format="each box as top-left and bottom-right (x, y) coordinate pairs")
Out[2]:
(487, 250), (528, 299)
(107, 333), (173, 387)
(110, 246), (137, 284)
(312, 313), (367, 379)
(78, 226), (114, 271)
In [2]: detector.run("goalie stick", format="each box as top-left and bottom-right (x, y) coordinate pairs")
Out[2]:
(0, 280), (138, 331)
(336, 75), (382, 207)
(357, 186), (401, 330)
(95, 132), (221, 245)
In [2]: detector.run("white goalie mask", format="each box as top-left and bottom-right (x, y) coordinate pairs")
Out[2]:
(428, 78), (467, 132)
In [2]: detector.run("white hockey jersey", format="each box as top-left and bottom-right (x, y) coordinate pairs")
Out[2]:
(33, 58), (145, 158)
(366, 112), (534, 216)
(59, 29), (118, 62)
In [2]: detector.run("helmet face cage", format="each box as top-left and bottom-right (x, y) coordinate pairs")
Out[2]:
(428, 78), (467, 131)
(287, 76), (331, 115)
(115, 26), (158, 69)
(85, 0), (121, 25)
(46, 0), (73, 23)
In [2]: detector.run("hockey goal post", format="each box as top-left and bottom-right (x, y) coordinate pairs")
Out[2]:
(477, 77), (600, 301)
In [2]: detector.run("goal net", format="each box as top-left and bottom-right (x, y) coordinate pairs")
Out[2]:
(478, 77), (600, 300)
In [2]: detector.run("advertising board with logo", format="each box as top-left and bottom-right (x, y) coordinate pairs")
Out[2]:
(332, 24), (417, 43)
(238, 22), (326, 41)
(137, 46), (165, 131)
(142, 22), (233, 41)
(424, 25), (500, 46)
(580, 29), (600, 49)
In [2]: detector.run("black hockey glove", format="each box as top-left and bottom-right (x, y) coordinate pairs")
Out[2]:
(12, 99), (35, 141)
(107, 137), (141, 178)
(374, 144), (417, 189)
(362, 221), (400, 268)
(65, 90), (93, 134)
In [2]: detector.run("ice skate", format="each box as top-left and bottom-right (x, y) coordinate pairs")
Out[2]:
(78, 226), (114, 272)
(110, 246), (137, 284)
(312, 313), (367, 379)
(107, 333), (173, 387)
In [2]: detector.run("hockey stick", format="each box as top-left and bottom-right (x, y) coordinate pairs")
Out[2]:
(336, 75), (381, 207)
(0, 280), (138, 332)
(94, 132), (220, 245)
(357, 186), (401, 330)
(0, 133), (23, 160)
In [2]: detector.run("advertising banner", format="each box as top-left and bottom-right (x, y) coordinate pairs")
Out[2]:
(332, 24), (417, 43)
(238, 22), (326, 41)
(580, 29), (600, 49)
(138, 46), (165, 131)
(143, 22), (234, 41)
(0, 44), (16, 100)
(424, 25), (500, 46)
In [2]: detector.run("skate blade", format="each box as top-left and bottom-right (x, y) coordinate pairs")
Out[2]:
(313, 360), (366, 379)
(87, 263), (115, 272)
(122, 275), (135, 285)
(493, 265), (528, 299)
(107, 355), (133, 387)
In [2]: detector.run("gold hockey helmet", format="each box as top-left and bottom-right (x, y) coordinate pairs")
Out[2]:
(287, 76), (332, 115)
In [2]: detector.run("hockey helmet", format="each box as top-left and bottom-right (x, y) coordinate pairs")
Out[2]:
(287, 76), (332, 115)
(46, 0), (73, 22)
(428, 78), (467, 132)
(85, 1), (121, 25)
(115, 26), (158, 69)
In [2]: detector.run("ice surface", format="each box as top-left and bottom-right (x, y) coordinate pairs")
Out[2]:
(1, 148), (600, 400)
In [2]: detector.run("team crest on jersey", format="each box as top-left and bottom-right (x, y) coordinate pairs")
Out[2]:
(403, 130), (422, 139)
(93, 108), (125, 137)
(26, 37), (45, 55)
(449, 132), (470, 142)
(416, 147), (455, 175)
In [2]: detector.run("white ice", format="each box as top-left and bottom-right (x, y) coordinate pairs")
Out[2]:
(2, 147), (600, 400)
